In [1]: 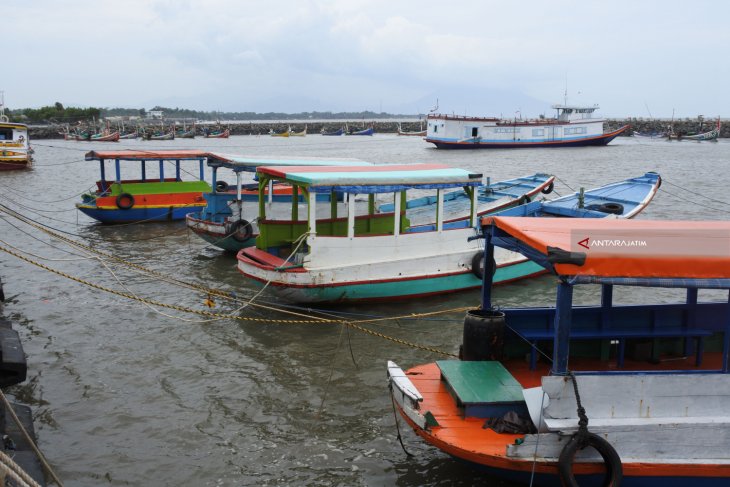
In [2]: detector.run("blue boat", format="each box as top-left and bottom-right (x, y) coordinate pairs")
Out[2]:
(390, 216), (730, 486)
(321, 127), (344, 136)
(493, 172), (662, 219)
(348, 126), (374, 136)
(185, 154), (370, 251)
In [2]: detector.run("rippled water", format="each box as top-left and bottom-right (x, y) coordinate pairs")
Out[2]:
(1, 135), (728, 486)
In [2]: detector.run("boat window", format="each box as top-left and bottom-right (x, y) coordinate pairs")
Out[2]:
(0, 128), (12, 140)
(434, 125), (438, 133)
(532, 129), (544, 136)
(471, 127), (478, 137)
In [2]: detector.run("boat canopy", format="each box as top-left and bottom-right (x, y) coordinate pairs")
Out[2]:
(206, 153), (367, 172)
(256, 164), (483, 194)
(85, 150), (210, 161)
(483, 216), (730, 288)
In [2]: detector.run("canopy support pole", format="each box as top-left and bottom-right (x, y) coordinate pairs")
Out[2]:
(114, 159), (121, 183)
(393, 191), (401, 237)
(158, 159), (164, 182)
(436, 189), (444, 232)
(175, 160), (181, 181)
(723, 290), (730, 373)
(141, 161), (146, 181)
(481, 228), (494, 310)
(552, 282), (574, 375)
(347, 194), (355, 239)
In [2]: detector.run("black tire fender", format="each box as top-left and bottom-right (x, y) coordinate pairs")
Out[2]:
(471, 251), (497, 280)
(541, 181), (554, 194)
(596, 202), (624, 215)
(558, 433), (623, 487)
(519, 194), (531, 205)
(116, 193), (135, 210)
(215, 180), (229, 192)
(228, 219), (253, 242)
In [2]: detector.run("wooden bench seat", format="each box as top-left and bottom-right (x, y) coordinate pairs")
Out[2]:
(513, 327), (713, 370)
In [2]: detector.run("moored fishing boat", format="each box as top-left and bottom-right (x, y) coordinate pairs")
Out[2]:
(144, 130), (175, 141)
(397, 122), (426, 136)
(389, 216), (730, 487)
(118, 130), (139, 140)
(236, 170), (659, 303)
(186, 154), (369, 251)
(76, 150), (212, 223)
(204, 128), (230, 138)
(680, 118), (721, 142)
(348, 125), (374, 136)
(0, 120), (33, 170)
(290, 125), (307, 136)
(321, 127), (344, 136)
(269, 127), (290, 137)
(426, 105), (630, 149)
(90, 130), (120, 142)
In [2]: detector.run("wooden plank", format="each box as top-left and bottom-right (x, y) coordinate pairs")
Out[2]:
(437, 360), (524, 405)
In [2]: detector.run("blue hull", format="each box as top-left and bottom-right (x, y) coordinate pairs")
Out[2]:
(77, 205), (202, 224)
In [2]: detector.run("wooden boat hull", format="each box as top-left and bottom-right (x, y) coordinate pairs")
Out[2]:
(0, 158), (32, 171)
(77, 204), (205, 223)
(90, 132), (120, 142)
(185, 213), (258, 251)
(428, 125), (630, 149)
(205, 129), (230, 138)
(321, 128), (344, 136)
(348, 127), (374, 136)
(391, 362), (730, 487)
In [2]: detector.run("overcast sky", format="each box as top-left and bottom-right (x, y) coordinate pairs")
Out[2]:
(5, 0), (728, 118)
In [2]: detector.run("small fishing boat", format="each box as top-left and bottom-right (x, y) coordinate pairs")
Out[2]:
(236, 171), (659, 303)
(76, 150), (212, 224)
(682, 118), (721, 142)
(176, 124), (196, 139)
(290, 125), (307, 137)
(632, 130), (667, 139)
(397, 122), (426, 136)
(348, 125), (374, 136)
(186, 154), (369, 251)
(269, 127), (290, 137)
(427, 105), (630, 149)
(321, 127), (344, 136)
(118, 130), (139, 140)
(389, 216), (730, 486)
(0, 120), (33, 171)
(90, 131), (120, 142)
(204, 128), (230, 138)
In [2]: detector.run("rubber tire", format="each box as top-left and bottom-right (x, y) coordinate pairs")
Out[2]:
(596, 202), (624, 215)
(541, 181), (554, 194)
(558, 433), (623, 487)
(116, 193), (135, 210)
(471, 251), (496, 280)
(229, 219), (253, 242)
(215, 180), (229, 192)
(519, 194), (531, 205)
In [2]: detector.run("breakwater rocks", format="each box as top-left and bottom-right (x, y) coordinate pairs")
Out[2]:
(26, 119), (726, 139)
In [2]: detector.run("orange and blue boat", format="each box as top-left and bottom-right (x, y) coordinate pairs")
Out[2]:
(76, 150), (212, 224)
(389, 217), (730, 486)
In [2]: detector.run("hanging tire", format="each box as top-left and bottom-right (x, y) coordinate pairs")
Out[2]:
(596, 202), (624, 215)
(519, 194), (531, 205)
(471, 251), (496, 280)
(541, 181), (554, 194)
(216, 180), (229, 192)
(558, 433), (623, 487)
(116, 193), (135, 210)
(228, 219), (253, 242)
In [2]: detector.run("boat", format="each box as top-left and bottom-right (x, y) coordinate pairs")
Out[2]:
(118, 130), (139, 140)
(397, 122), (426, 136)
(632, 130), (667, 139)
(76, 150), (212, 224)
(389, 216), (730, 486)
(144, 130), (175, 141)
(186, 154), (370, 252)
(269, 127), (290, 137)
(348, 125), (374, 136)
(176, 124), (196, 139)
(682, 118), (721, 142)
(0, 119), (33, 171)
(204, 128), (230, 138)
(90, 131), (120, 142)
(235, 171), (659, 303)
(290, 125), (307, 137)
(426, 105), (630, 148)
(321, 127), (344, 136)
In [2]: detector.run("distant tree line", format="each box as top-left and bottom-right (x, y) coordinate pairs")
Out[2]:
(7, 103), (418, 124)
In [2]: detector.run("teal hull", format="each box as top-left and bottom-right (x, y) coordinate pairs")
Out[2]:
(253, 259), (546, 303)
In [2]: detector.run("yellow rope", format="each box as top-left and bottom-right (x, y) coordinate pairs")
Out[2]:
(0, 244), (459, 357)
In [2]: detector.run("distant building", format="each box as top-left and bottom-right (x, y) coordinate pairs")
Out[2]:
(147, 110), (164, 120)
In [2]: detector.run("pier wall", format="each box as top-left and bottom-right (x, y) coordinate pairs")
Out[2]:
(26, 119), (726, 139)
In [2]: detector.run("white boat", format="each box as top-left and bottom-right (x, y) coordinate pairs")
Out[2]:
(426, 104), (630, 149)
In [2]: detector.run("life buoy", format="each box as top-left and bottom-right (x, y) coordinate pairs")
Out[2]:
(116, 193), (135, 210)
(471, 251), (497, 280)
(596, 202), (624, 215)
(215, 180), (229, 192)
(228, 219), (253, 242)
(541, 181), (554, 194)
(558, 433), (623, 487)
(17, 135), (25, 143)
